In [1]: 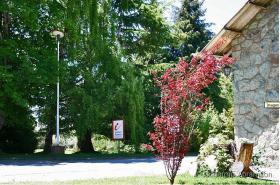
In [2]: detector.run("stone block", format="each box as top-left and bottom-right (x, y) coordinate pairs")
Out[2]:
(241, 39), (253, 48)
(235, 119), (242, 127)
(234, 70), (244, 81)
(235, 104), (240, 113)
(246, 28), (261, 42)
(235, 115), (248, 126)
(248, 21), (258, 30)
(243, 120), (254, 132)
(238, 79), (251, 91)
(246, 106), (260, 120)
(239, 104), (252, 114)
(238, 75), (264, 92)
(259, 116), (270, 128)
(234, 94), (244, 104)
(254, 93), (266, 107)
(240, 49), (250, 60)
(259, 15), (270, 28)
(250, 55), (262, 65)
(269, 67), (279, 78)
(243, 67), (258, 79)
(274, 23), (279, 35)
(266, 79), (278, 89)
(266, 90), (279, 101)
(269, 110), (279, 123)
(235, 126), (248, 138)
(232, 50), (241, 60)
(237, 35), (246, 43)
(246, 132), (255, 140)
(261, 25), (269, 38)
(239, 59), (252, 69)
(259, 62), (271, 79)
(260, 39), (271, 56)
(251, 43), (261, 53)
(251, 125), (263, 135)
(270, 54), (279, 65)
(270, 139), (279, 150)
(271, 40), (279, 54)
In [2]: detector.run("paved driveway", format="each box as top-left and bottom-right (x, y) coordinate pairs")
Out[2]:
(0, 156), (197, 182)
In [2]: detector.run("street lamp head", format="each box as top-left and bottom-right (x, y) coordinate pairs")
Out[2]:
(223, 65), (232, 77)
(51, 30), (64, 39)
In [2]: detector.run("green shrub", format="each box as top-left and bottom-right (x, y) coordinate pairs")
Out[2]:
(0, 122), (38, 153)
(93, 134), (137, 153)
(209, 108), (234, 139)
(190, 103), (234, 152)
(197, 134), (234, 176)
(189, 104), (214, 152)
(195, 104), (234, 175)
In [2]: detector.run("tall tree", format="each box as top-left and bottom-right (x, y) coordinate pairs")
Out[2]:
(114, 64), (145, 148)
(174, 0), (213, 59)
(63, 0), (172, 151)
(110, 1), (176, 146)
(0, 1), (63, 152)
(0, 0), (193, 153)
(63, 0), (145, 152)
(112, 0), (172, 64)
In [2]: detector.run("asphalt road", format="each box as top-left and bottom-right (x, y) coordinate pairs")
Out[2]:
(0, 156), (197, 183)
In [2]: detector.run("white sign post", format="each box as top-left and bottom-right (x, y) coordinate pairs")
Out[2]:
(112, 120), (124, 140)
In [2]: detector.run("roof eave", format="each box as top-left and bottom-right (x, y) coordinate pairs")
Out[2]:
(201, 0), (273, 55)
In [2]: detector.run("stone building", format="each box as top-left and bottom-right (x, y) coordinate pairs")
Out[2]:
(203, 0), (279, 168)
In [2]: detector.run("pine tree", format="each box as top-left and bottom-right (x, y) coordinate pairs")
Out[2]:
(174, 0), (213, 58)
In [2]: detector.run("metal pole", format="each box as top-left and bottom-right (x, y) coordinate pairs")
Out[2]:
(56, 35), (60, 146)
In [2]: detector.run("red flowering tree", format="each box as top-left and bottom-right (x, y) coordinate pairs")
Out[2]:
(145, 51), (234, 184)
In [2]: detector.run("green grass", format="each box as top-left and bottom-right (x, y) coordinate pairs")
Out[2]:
(1, 174), (276, 185)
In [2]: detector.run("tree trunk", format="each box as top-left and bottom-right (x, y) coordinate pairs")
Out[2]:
(43, 106), (55, 153)
(1, 11), (11, 68)
(78, 129), (95, 153)
(43, 126), (53, 153)
(0, 11), (11, 40)
(0, 112), (4, 130)
(169, 178), (174, 185)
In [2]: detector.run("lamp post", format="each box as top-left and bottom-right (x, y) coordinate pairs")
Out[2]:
(51, 30), (64, 146)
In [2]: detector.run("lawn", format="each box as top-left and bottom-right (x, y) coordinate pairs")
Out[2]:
(1, 174), (276, 185)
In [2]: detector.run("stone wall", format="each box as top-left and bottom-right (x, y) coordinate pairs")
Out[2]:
(231, 0), (279, 168)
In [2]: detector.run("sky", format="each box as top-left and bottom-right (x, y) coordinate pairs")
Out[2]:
(160, 0), (248, 34)
(202, 0), (248, 33)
